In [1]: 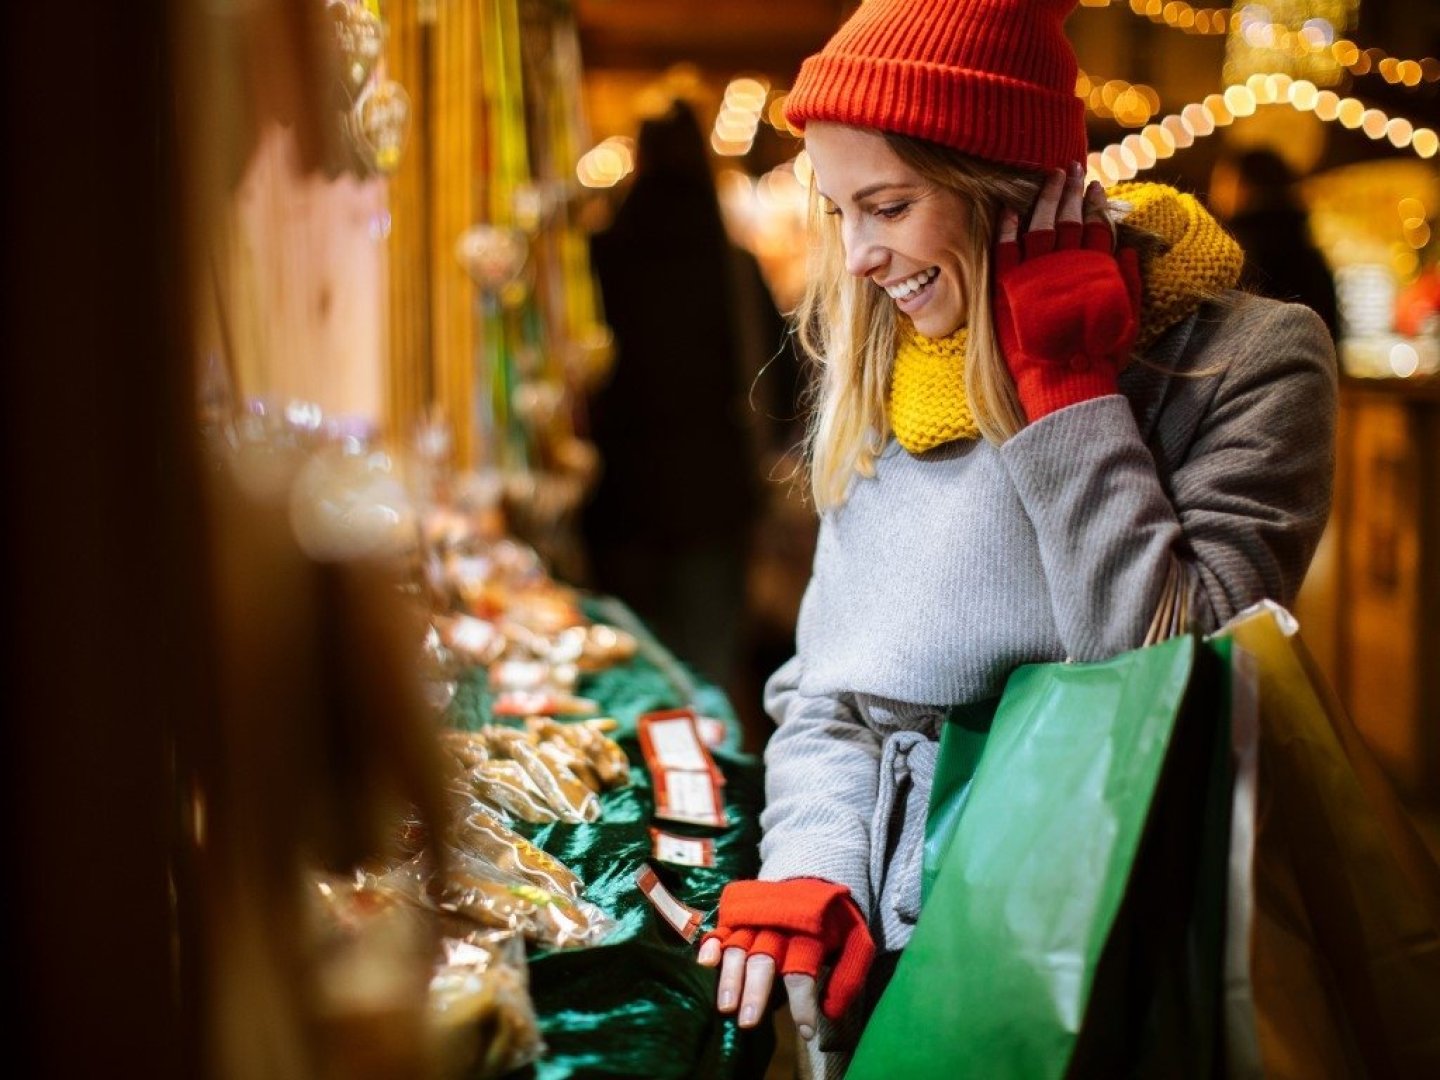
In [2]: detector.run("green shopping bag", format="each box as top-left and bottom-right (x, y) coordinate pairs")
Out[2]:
(850, 634), (1232, 1079)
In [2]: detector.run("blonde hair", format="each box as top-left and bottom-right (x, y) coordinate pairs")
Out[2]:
(795, 135), (1045, 510)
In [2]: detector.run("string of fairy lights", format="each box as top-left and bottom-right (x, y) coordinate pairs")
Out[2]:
(1080, 0), (1440, 85)
(1086, 71), (1437, 189)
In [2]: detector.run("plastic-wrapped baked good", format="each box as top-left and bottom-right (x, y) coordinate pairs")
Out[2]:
(525, 717), (631, 790)
(484, 728), (599, 824)
(491, 690), (598, 717)
(534, 738), (600, 794)
(435, 613), (506, 666)
(439, 730), (491, 770)
(468, 759), (559, 823)
(550, 624), (638, 672)
(309, 872), (436, 1078)
(428, 928), (541, 1079)
(454, 810), (582, 898)
(434, 852), (612, 948)
(487, 658), (579, 694)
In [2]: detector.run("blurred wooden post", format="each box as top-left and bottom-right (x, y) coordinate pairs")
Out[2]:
(1, 1), (201, 1076)
(386, 0), (483, 466)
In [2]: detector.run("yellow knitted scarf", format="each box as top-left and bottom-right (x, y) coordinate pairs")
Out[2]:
(888, 182), (1245, 455)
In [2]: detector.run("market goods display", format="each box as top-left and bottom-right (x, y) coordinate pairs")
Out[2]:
(310, 872), (544, 1078)
(226, 394), (762, 1075)
(429, 928), (542, 1078)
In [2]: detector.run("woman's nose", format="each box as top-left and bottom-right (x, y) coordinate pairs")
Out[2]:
(842, 221), (885, 280)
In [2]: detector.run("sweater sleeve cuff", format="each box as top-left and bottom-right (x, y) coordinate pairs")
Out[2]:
(759, 851), (870, 917)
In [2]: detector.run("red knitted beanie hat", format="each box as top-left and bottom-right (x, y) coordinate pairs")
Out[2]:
(785, 0), (1087, 171)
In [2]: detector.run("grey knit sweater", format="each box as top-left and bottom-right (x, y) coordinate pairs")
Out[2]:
(759, 292), (1336, 951)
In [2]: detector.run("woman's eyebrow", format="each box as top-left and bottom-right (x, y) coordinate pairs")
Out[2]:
(816, 181), (913, 204)
(850, 182), (911, 201)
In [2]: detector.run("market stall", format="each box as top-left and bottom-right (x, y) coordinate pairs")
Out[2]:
(182, 2), (775, 1076)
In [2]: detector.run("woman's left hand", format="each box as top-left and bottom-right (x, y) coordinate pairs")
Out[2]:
(992, 162), (1142, 423)
(695, 877), (874, 1041)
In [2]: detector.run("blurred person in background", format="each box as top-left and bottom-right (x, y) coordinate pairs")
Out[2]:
(1211, 147), (1339, 340)
(691, 0), (1337, 1073)
(583, 100), (790, 693)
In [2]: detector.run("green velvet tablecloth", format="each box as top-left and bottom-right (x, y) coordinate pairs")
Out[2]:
(444, 597), (769, 1079)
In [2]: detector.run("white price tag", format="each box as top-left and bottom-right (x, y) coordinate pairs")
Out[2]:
(636, 864), (702, 941)
(650, 828), (716, 868)
(645, 716), (710, 772)
(661, 769), (726, 827)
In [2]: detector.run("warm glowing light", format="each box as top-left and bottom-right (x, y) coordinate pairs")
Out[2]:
(1142, 123), (1176, 158)
(724, 77), (769, 111)
(1113, 87), (1155, 126)
(1390, 343), (1420, 379)
(1204, 94), (1233, 126)
(1398, 197), (1427, 221)
(1223, 85), (1257, 117)
(1163, 114), (1196, 147)
(1289, 80), (1318, 111)
(1386, 118), (1415, 148)
(766, 95), (790, 131)
(1314, 90), (1340, 121)
(1182, 103), (1213, 136)
(1336, 97), (1365, 129)
(575, 136), (636, 188)
(1124, 133), (1157, 169)
(710, 131), (751, 157)
(1414, 129), (1439, 158)
(1361, 108), (1389, 140)
(1102, 143), (1132, 181)
(715, 107), (759, 142)
(793, 151), (813, 189)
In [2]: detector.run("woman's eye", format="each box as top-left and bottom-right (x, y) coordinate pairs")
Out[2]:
(821, 202), (841, 217)
(876, 203), (910, 219)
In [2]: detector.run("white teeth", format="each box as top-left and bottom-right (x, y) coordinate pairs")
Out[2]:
(885, 267), (938, 300)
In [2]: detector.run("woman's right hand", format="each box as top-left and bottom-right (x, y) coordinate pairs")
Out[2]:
(992, 163), (1142, 423)
(696, 878), (875, 1040)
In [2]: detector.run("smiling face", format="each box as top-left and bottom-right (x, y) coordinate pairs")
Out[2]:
(804, 122), (973, 339)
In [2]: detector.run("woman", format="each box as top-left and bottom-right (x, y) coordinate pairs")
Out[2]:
(695, 0), (1336, 1068)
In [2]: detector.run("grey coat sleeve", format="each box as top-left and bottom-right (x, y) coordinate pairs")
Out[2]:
(758, 655), (882, 913)
(999, 300), (1337, 659)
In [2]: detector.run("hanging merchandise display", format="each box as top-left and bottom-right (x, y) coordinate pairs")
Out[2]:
(327, 0), (387, 95)
(350, 76), (413, 175)
(328, 0), (414, 177)
(459, 0), (605, 578)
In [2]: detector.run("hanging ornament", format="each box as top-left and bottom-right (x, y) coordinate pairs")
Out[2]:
(456, 225), (531, 295)
(350, 78), (412, 175)
(512, 183), (555, 235)
(327, 0), (387, 97)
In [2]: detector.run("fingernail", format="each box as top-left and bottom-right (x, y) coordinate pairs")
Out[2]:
(698, 940), (718, 964)
(798, 1024), (815, 1041)
(718, 990), (736, 1011)
(740, 1005), (757, 1026)
(1069, 161), (1083, 177)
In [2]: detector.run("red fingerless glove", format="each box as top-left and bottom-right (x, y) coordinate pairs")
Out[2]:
(993, 220), (1143, 422)
(701, 878), (875, 1020)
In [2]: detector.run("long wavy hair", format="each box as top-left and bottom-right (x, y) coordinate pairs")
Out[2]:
(794, 134), (1045, 510)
